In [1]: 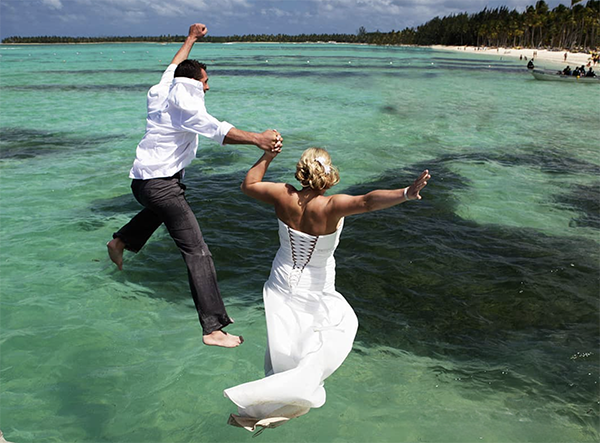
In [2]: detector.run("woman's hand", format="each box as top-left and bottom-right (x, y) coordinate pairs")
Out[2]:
(406, 169), (430, 200)
(263, 149), (279, 160)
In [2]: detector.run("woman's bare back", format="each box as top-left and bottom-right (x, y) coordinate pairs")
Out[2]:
(273, 185), (341, 236)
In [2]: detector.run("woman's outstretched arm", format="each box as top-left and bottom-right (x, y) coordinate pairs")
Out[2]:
(241, 152), (289, 205)
(327, 169), (430, 218)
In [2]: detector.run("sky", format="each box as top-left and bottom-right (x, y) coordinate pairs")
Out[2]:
(0, 0), (570, 40)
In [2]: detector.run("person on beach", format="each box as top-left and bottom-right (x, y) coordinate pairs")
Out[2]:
(224, 148), (430, 431)
(107, 23), (283, 348)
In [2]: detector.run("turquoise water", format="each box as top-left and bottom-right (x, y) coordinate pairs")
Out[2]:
(0, 42), (598, 442)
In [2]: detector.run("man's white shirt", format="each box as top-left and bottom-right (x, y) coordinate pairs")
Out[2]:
(130, 64), (234, 179)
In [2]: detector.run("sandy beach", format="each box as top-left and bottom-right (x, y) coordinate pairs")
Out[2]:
(431, 45), (595, 69)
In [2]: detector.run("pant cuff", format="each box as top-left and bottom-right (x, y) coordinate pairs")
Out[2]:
(202, 314), (234, 335)
(113, 233), (140, 253)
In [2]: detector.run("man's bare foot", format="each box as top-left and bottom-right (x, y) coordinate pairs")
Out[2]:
(107, 238), (125, 270)
(203, 330), (243, 348)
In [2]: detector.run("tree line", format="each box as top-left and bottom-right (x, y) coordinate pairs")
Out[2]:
(406, 0), (599, 49)
(2, 1), (598, 51)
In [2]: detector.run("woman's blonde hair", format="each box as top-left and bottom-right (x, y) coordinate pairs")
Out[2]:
(295, 147), (340, 191)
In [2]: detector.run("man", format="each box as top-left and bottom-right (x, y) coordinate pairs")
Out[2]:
(107, 23), (282, 348)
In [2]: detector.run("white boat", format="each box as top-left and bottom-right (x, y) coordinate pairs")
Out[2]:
(531, 68), (599, 83)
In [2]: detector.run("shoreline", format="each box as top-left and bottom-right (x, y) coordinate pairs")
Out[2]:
(430, 44), (595, 69)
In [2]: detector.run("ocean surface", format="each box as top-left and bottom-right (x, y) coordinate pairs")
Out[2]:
(0, 42), (598, 442)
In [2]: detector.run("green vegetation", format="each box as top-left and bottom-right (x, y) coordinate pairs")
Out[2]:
(410, 0), (599, 49)
(2, 1), (598, 50)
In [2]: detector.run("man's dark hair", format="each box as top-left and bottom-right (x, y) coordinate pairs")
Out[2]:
(174, 59), (207, 81)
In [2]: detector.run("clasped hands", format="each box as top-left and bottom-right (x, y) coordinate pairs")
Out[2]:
(259, 129), (283, 156)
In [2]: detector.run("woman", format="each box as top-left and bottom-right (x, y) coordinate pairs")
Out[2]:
(224, 148), (430, 431)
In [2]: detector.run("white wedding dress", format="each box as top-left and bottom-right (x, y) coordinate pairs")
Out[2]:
(224, 218), (358, 431)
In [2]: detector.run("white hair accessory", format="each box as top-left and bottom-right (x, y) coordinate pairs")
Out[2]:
(315, 157), (331, 174)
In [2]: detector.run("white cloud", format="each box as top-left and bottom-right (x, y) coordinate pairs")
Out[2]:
(83, 0), (252, 16)
(1, 1), (17, 14)
(261, 8), (294, 17)
(57, 13), (87, 23)
(148, 3), (183, 17)
(315, 0), (403, 20)
(53, 0), (254, 27)
(41, 0), (63, 9)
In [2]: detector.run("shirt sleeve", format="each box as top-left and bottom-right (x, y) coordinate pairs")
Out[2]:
(168, 82), (234, 146)
(158, 64), (177, 86)
(146, 64), (178, 108)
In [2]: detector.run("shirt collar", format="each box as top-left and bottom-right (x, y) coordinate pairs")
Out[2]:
(172, 77), (204, 91)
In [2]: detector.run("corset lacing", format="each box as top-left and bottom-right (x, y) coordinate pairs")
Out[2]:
(287, 227), (319, 293)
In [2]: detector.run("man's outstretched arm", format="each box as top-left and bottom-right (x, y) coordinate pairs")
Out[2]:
(170, 23), (208, 66)
(224, 128), (283, 153)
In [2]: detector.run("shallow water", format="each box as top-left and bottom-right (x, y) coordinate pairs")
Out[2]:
(0, 42), (598, 442)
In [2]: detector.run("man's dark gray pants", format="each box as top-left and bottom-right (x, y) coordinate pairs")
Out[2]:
(113, 173), (233, 335)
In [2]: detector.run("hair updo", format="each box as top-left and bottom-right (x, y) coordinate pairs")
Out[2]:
(294, 148), (340, 191)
